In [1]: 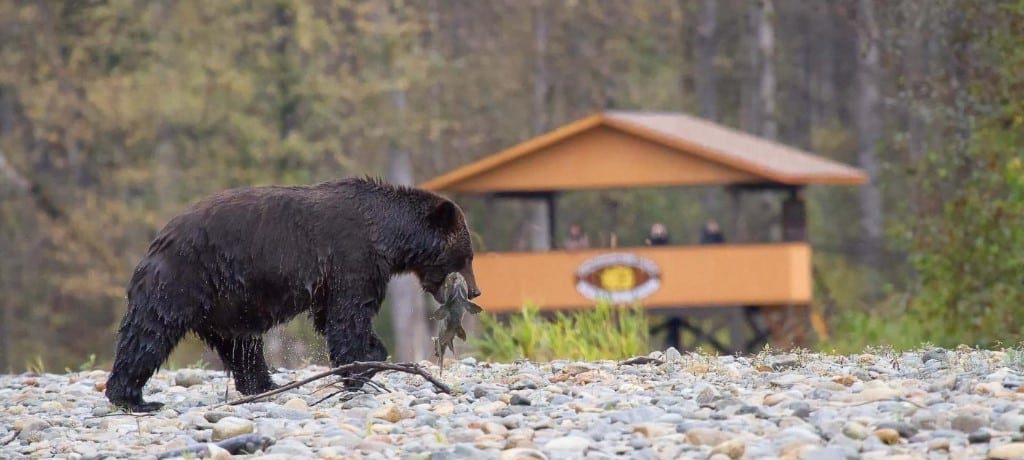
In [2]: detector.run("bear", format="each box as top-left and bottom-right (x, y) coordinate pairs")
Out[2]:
(105, 177), (480, 412)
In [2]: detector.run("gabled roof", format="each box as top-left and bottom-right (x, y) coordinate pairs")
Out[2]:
(420, 111), (868, 193)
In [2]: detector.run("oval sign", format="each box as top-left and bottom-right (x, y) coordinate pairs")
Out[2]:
(574, 253), (661, 303)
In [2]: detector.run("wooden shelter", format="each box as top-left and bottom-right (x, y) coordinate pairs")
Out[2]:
(421, 111), (866, 353)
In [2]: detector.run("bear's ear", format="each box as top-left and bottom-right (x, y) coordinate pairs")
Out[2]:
(427, 200), (459, 229)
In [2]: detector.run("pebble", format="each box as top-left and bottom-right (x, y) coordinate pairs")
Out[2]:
(626, 423), (669, 439)
(875, 421), (917, 439)
(921, 348), (947, 363)
(874, 428), (900, 445)
(927, 438), (950, 451)
(267, 439), (315, 457)
(282, 397), (308, 411)
(370, 404), (410, 423)
(174, 369), (205, 388)
(500, 447), (548, 460)
(995, 412), (1024, 432)
(544, 435), (591, 452)
(842, 421), (869, 440)
(509, 394), (532, 406)
(39, 401), (63, 412)
(989, 443), (1024, 459)
(211, 416), (254, 441)
(684, 428), (731, 446)
(709, 438), (745, 459)
(968, 430), (992, 444)
(204, 411), (234, 423)
(951, 414), (987, 433)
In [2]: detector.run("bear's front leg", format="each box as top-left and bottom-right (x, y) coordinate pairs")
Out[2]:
(324, 298), (389, 388)
(366, 332), (389, 362)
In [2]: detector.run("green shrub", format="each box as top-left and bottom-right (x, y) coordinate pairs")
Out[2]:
(820, 308), (931, 354)
(900, 4), (1024, 348)
(469, 302), (650, 362)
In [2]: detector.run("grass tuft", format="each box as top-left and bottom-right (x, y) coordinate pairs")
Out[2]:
(469, 301), (650, 362)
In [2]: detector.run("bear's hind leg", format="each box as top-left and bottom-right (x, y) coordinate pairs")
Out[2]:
(203, 333), (277, 396)
(106, 304), (188, 412)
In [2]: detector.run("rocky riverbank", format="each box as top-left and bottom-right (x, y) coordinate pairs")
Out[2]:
(2, 348), (1024, 459)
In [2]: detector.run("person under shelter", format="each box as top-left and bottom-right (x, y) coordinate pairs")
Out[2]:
(562, 222), (591, 250)
(700, 218), (725, 244)
(645, 222), (671, 246)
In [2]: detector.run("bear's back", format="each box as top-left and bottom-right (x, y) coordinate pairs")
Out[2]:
(138, 182), (374, 294)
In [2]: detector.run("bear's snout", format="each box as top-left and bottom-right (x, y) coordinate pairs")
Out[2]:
(468, 287), (481, 299)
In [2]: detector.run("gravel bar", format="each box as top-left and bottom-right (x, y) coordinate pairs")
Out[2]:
(3, 348), (1024, 459)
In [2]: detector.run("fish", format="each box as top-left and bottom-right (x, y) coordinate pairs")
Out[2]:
(430, 272), (483, 374)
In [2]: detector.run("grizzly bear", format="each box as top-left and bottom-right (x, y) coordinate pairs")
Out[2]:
(105, 178), (480, 412)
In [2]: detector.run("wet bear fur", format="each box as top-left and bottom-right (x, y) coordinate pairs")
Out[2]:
(105, 178), (480, 412)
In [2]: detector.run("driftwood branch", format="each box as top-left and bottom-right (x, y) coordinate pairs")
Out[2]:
(1, 429), (19, 446)
(222, 361), (449, 406)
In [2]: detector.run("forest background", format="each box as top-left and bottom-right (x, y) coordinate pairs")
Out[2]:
(0, 0), (1022, 372)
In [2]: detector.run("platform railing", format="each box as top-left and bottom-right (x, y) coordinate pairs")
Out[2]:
(471, 242), (812, 312)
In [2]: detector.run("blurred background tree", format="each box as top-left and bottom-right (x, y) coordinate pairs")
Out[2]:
(0, 0), (1020, 372)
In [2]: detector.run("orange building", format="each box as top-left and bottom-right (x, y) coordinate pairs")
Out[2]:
(421, 111), (866, 353)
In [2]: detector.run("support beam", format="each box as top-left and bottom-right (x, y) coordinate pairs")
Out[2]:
(782, 187), (807, 241)
(546, 193), (558, 249)
(483, 194), (497, 251)
(728, 188), (748, 243)
(677, 316), (730, 354)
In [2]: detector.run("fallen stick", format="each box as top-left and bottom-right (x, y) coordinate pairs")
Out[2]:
(1, 430), (19, 446)
(823, 397), (926, 409)
(222, 361), (450, 406)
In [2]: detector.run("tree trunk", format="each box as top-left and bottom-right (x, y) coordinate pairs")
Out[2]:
(741, 3), (760, 132)
(524, 0), (551, 251)
(742, 1), (779, 244)
(694, 0), (718, 122)
(531, 0), (550, 137)
(694, 0), (720, 213)
(428, 0), (446, 174)
(809, 3), (838, 128)
(757, 0), (777, 140)
(855, 0), (884, 267)
(903, 1), (929, 215)
(787, 3), (812, 149)
(387, 89), (431, 362)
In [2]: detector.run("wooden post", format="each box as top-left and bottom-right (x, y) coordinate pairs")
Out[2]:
(728, 187), (748, 243)
(727, 187), (748, 352)
(547, 192), (558, 249)
(782, 187), (807, 241)
(525, 196), (551, 251)
(483, 194), (497, 250)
